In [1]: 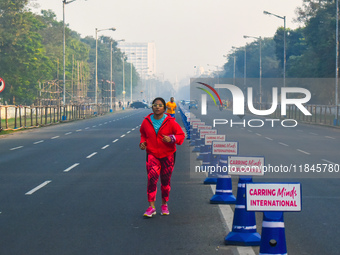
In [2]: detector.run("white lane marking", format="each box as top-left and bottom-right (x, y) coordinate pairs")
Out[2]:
(256, 133), (262, 136)
(279, 142), (289, 147)
(132, 128), (135, 131)
(65, 132), (72, 135)
(127, 131), (131, 134)
(109, 121), (112, 123)
(25, 181), (52, 195)
(322, 159), (335, 164)
(120, 134), (125, 138)
(112, 139), (119, 143)
(265, 137), (273, 141)
(92, 125), (97, 127)
(10, 146), (24, 151)
(298, 130), (303, 132)
(34, 140), (44, 144)
(104, 122), (107, 124)
(51, 136), (59, 140)
(247, 130), (253, 133)
(64, 163), (80, 172)
(309, 132), (318, 136)
(136, 126), (139, 129)
(102, 145), (110, 149)
(86, 152), (97, 159)
(297, 149), (310, 155)
(99, 124), (102, 126)
(85, 127), (90, 130)
(325, 136), (336, 139)
(76, 129), (82, 132)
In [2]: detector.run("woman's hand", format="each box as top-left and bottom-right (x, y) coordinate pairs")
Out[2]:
(162, 135), (171, 143)
(140, 142), (147, 150)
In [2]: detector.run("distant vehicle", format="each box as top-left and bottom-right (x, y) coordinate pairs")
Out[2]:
(188, 100), (198, 109)
(130, 101), (149, 109)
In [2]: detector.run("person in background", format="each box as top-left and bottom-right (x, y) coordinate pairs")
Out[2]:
(166, 97), (177, 118)
(139, 97), (185, 217)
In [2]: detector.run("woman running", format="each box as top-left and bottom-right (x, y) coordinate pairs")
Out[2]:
(139, 97), (185, 217)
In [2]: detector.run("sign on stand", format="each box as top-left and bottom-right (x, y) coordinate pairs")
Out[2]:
(205, 134), (225, 145)
(200, 129), (217, 139)
(227, 156), (265, 176)
(246, 183), (302, 212)
(212, 141), (238, 155)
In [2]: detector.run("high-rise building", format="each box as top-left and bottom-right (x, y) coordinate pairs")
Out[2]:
(118, 42), (156, 79)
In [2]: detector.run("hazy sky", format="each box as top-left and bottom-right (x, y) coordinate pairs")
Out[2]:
(31, 0), (303, 83)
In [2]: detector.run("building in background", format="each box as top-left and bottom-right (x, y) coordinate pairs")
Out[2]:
(118, 42), (156, 78)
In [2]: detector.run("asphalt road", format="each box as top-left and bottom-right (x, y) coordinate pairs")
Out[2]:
(0, 109), (238, 255)
(189, 105), (340, 255)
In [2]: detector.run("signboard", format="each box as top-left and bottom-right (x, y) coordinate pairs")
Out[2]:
(228, 156), (265, 176)
(197, 125), (212, 130)
(0, 77), (5, 93)
(192, 122), (205, 128)
(205, 134), (225, 145)
(200, 129), (217, 139)
(246, 183), (302, 212)
(212, 141), (238, 155)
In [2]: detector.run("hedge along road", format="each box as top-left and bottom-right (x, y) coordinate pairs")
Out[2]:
(0, 108), (244, 255)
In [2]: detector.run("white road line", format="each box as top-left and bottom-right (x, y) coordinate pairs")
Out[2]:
(265, 137), (273, 141)
(34, 140), (44, 144)
(65, 132), (72, 135)
(99, 124), (102, 126)
(127, 131), (131, 134)
(136, 126), (139, 129)
(279, 142), (289, 147)
(92, 125), (97, 127)
(112, 139), (119, 143)
(121, 134), (125, 138)
(132, 128), (135, 131)
(10, 146), (23, 151)
(86, 152), (97, 159)
(309, 132), (318, 136)
(51, 136), (59, 139)
(247, 130), (253, 133)
(102, 145), (110, 149)
(297, 149), (310, 155)
(85, 127), (90, 130)
(322, 159), (335, 164)
(256, 133), (262, 136)
(25, 181), (51, 195)
(64, 163), (80, 172)
(76, 129), (82, 132)
(325, 136), (336, 139)
(104, 122), (107, 124)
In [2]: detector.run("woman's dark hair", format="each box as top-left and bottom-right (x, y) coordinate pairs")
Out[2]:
(152, 97), (166, 110)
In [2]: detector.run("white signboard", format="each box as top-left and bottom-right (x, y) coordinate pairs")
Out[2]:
(192, 122), (205, 128)
(212, 141), (238, 155)
(197, 125), (212, 130)
(190, 119), (201, 123)
(200, 129), (217, 139)
(246, 183), (301, 212)
(228, 156), (265, 176)
(205, 135), (225, 145)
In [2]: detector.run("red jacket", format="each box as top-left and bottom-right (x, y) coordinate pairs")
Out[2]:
(140, 113), (185, 158)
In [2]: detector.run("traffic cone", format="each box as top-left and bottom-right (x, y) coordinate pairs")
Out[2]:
(203, 154), (219, 184)
(210, 175), (236, 204)
(225, 177), (261, 246)
(197, 145), (210, 160)
(259, 212), (287, 255)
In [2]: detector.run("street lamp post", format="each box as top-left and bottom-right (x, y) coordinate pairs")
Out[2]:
(244, 35), (262, 107)
(110, 39), (124, 112)
(122, 55), (125, 108)
(128, 52), (135, 104)
(63, 0), (77, 106)
(336, 0), (339, 125)
(95, 27), (116, 105)
(264, 10), (286, 87)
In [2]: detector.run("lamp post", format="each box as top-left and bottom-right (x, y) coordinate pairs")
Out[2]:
(264, 10), (286, 87)
(122, 54), (125, 108)
(95, 27), (116, 105)
(110, 39), (124, 112)
(63, 0), (77, 106)
(128, 52), (135, 104)
(336, 0), (339, 125)
(244, 35), (262, 107)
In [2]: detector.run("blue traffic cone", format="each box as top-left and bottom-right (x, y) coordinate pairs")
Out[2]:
(192, 138), (202, 152)
(197, 145), (210, 160)
(210, 175), (236, 204)
(259, 212), (287, 255)
(203, 154), (219, 184)
(225, 177), (261, 246)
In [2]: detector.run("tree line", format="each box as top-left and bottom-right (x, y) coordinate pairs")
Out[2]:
(0, 0), (139, 105)
(221, 0), (339, 105)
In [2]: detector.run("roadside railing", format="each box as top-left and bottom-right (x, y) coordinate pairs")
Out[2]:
(0, 104), (112, 131)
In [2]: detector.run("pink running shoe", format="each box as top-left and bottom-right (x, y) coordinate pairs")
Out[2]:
(161, 204), (170, 215)
(143, 206), (156, 217)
